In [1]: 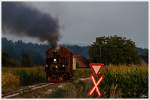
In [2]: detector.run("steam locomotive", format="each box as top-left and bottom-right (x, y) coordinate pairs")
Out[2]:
(45, 47), (74, 82)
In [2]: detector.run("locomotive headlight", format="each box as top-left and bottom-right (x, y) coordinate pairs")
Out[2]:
(53, 58), (57, 62)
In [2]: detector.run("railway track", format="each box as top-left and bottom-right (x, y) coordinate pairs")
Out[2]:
(2, 83), (54, 98)
(2, 78), (90, 98)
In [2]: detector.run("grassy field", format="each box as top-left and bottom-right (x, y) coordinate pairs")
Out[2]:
(101, 64), (148, 98)
(72, 64), (148, 98)
(2, 64), (148, 98)
(2, 66), (47, 94)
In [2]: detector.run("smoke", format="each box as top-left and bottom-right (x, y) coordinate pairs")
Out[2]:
(2, 2), (59, 48)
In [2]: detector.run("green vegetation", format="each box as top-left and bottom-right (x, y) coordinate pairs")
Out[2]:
(74, 68), (90, 78)
(2, 64), (148, 98)
(89, 36), (141, 65)
(51, 83), (77, 98)
(2, 66), (46, 94)
(2, 72), (20, 94)
(47, 64), (148, 98)
(62, 64), (148, 98)
(101, 64), (148, 98)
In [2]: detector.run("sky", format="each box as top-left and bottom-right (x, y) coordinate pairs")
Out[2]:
(3, 2), (148, 48)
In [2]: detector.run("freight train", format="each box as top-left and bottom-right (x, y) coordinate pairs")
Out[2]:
(45, 47), (75, 82)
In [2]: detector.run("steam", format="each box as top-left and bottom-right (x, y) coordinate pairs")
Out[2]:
(2, 2), (59, 48)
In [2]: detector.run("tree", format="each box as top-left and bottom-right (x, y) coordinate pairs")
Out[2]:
(21, 53), (33, 67)
(89, 35), (141, 65)
(2, 51), (19, 66)
(2, 51), (9, 66)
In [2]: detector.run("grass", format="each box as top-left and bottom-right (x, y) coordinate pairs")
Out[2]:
(71, 64), (148, 98)
(2, 64), (148, 98)
(51, 83), (77, 98)
(2, 72), (20, 94)
(106, 64), (148, 98)
(2, 66), (47, 94)
(74, 68), (90, 78)
(96, 64), (148, 98)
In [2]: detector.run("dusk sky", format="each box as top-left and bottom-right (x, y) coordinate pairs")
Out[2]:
(3, 2), (148, 48)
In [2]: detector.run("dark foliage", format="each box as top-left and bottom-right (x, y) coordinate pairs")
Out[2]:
(89, 35), (145, 65)
(2, 37), (48, 66)
(2, 37), (147, 66)
(2, 37), (89, 66)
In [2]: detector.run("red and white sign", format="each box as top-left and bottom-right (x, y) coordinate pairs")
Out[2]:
(88, 63), (104, 97)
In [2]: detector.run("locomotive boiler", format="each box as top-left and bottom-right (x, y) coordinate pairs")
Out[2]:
(45, 47), (74, 82)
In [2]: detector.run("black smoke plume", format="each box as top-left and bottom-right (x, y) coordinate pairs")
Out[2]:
(2, 2), (59, 48)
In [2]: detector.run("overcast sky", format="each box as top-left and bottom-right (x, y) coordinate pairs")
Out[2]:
(3, 2), (148, 48)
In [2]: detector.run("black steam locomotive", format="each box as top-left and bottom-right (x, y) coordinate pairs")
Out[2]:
(45, 47), (74, 82)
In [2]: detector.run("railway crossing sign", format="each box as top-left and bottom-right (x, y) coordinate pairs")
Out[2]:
(88, 63), (104, 97)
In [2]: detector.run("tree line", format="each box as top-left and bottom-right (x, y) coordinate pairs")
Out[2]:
(2, 37), (89, 67)
(2, 36), (148, 67)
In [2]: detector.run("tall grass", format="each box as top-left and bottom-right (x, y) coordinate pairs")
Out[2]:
(2, 72), (20, 94)
(98, 64), (148, 98)
(2, 66), (47, 93)
(3, 67), (46, 84)
(2, 64), (148, 98)
(73, 64), (148, 98)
